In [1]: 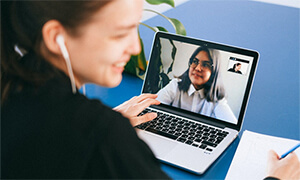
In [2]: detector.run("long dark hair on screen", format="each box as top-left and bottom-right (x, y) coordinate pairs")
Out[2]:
(177, 46), (225, 102)
(1, 1), (111, 103)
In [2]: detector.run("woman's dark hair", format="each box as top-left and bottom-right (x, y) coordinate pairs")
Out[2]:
(178, 46), (225, 102)
(1, 1), (111, 102)
(232, 63), (241, 69)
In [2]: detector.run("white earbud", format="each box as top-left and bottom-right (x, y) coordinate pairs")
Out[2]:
(56, 35), (77, 94)
(56, 35), (69, 59)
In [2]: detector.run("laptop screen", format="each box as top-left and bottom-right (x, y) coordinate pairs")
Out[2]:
(142, 32), (258, 129)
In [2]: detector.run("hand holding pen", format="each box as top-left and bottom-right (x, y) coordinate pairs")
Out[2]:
(266, 143), (300, 180)
(280, 143), (300, 159)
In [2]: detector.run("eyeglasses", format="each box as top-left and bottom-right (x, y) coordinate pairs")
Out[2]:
(190, 58), (213, 70)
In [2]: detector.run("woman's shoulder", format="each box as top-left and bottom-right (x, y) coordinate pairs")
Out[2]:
(171, 78), (180, 82)
(168, 78), (180, 86)
(1, 84), (137, 178)
(2, 75), (128, 135)
(63, 93), (130, 135)
(2, 79), (133, 147)
(157, 78), (180, 94)
(75, 96), (127, 124)
(214, 98), (230, 109)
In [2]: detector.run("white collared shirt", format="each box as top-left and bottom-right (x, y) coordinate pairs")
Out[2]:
(156, 78), (238, 124)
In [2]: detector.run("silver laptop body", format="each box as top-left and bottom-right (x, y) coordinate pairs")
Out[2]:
(136, 32), (259, 174)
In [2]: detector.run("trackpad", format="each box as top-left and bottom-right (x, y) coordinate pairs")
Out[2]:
(137, 130), (178, 158)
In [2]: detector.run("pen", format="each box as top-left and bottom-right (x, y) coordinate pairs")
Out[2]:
(280, 143), (300, 159)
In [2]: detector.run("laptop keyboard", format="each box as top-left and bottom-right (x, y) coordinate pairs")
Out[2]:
(136, 108), (229, 152)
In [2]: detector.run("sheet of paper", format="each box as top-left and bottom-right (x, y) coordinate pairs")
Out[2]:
(225, 130), (300, 180)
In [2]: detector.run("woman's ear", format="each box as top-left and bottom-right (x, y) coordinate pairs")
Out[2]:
(42, 20), (65, 55)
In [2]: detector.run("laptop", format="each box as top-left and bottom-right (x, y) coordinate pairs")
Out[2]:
(136, 32), (259, 174)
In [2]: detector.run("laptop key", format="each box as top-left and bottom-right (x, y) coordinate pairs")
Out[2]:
(199, 144), (207, 149)
(168, 130), (175, 134)
(145, 127), (178, 140)
(202, 140), (217, 147)
(188, 136), (195, 140)
(174, 132), (182, 136)
(181, 135), (188, 139)
(206, 148), (213, 152)
(183, 122), (191, 127)
(177, 137), (186, 143)
(207, 138), (215, 143)
(161, 128), (168, 132)
(210, 134), (217, 139)
(215, 140), (222, 144)
(195, 138), (201, 143)
(155, 126), (162, 131)
(189, 129), (196, 132)
(203, 128), (210, 132)
(185, 140), (193, 145)
(202, 136), (209, 141)
(216, 132), (227, 137)
(182, 130), (189, 135)
(190, 124), (197, 128)
(197, 127), (204, 130)
(210, 131), (217, 135)
(222, 131), (229, 134)
(192, 143), (199, 147)
(203, 132), (210, 136)
(136, 123), (149, 130)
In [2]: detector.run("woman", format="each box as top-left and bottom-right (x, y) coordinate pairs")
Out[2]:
(228, 62), (242, 74)
(1, 1), (165, 178)
(157, 47), (238, 124)
(1, 1), (299, 179)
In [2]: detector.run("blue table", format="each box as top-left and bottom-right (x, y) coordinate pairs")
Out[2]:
(85, 1), (299, 179)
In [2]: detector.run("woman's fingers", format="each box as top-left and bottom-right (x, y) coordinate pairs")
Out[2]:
(130, 112), (158, 127)
(113, 94), (161, 126)
(132, 98), (160, 115)
(129, 93), (158, 104)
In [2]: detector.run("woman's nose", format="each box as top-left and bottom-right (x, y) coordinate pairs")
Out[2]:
(128, 31), (141, 56)
(195, 63), (203, 71)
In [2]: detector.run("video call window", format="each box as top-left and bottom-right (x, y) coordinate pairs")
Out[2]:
(144, 37), (255, 125)
(227, 57), (250, 75)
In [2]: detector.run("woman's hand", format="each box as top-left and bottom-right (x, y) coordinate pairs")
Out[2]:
(113, 94), (160, 127)
(266, 150), (300, 180)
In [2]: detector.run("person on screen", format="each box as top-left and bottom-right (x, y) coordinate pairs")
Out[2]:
(157, 47), (238, 124)
(1, 1), (299, 179)
(228, 63), (242, 74)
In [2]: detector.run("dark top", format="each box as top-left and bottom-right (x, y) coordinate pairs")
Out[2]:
(264, 177), (280, 180)
(228, 68), (242, 74)
(1, 68), (169, 179)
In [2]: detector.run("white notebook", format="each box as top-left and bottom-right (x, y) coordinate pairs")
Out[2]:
(225, 130), (300, 180)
